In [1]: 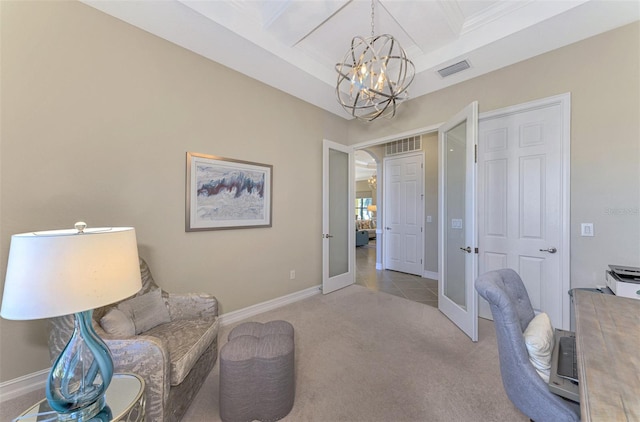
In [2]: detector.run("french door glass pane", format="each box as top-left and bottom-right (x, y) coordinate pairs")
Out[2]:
(329, 148), (348, 277)
(444, 121), (467, 309)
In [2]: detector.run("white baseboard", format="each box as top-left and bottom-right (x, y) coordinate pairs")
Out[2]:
(0, 368), (48, 402)
(0, 285), (322, 403)
(219, 285), (321, 326)
(423, 270), (439, 280)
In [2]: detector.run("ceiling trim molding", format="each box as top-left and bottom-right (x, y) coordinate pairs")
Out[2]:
(82, 0), (639, 121)
(461, 0), (533, 35)
(437, 0), (465, 36)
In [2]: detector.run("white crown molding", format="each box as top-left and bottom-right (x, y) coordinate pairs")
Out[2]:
(437, 0), (464, 35)
(460, 0), (534, 35)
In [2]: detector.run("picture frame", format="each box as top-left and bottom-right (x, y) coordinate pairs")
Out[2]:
(186, 152), (272, 231)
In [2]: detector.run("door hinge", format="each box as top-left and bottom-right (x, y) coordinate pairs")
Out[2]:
(475, 247), (479, 254)
(474, 144), (478, 163)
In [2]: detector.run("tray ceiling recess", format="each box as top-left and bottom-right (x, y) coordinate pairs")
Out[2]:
(82, 0), (639, 119)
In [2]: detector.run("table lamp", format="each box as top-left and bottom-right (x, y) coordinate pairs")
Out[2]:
(1, 222), (142, 421)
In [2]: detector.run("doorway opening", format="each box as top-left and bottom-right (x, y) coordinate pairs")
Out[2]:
(354, 140), (438, 307)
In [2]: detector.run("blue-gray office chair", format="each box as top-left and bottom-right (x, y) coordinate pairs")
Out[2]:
(475, 269), (580, 422)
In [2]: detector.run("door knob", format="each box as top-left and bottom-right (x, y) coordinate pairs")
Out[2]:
(539, 247), (557, 253)
(322, 234), (334, 239)
(385, 227), (391, 230)
(459, 246), (472, 253)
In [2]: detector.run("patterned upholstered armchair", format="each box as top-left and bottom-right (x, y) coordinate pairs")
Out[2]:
(48, 258), (219, 422)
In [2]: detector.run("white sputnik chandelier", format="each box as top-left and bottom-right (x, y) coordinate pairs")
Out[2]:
(335, 0), (415, 122)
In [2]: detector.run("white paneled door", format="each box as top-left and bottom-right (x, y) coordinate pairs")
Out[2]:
(438, 102), (479, 342)
(383, 153), (424, 276)
(322, 139), (355, 294)
(478, 94), (570, 329)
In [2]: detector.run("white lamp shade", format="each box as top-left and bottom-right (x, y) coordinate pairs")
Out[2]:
(1, 227), (142, 320)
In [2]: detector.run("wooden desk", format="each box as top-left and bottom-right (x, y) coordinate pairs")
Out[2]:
(574, 290), (640, 421)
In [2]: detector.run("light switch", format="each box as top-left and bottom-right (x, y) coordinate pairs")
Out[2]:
(426, 216), (432, 223)
(581, 223), (594, 237)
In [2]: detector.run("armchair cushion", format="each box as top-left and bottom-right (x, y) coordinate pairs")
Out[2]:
(117, 288), (171, 334)
(523, 312), (554, 382)
(100, 308), (135, 337)
(146, 317), (219, 385)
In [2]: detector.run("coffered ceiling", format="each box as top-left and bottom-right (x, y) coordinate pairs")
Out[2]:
(82, 0), (638, 119)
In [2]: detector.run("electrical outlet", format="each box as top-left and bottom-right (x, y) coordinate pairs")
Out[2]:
(289, 270), (296, 280)
(581, 223), (594, 237)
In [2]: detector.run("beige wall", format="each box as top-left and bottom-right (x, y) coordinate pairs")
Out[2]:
(348, 22), (640, 291)
(0, 1), (347, 382)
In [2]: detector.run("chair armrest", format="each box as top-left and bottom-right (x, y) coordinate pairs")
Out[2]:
(103, 335), (171, 422)
(167, 293), (218, 320)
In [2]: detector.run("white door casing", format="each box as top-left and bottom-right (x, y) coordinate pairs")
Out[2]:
(383, 153), (424, 276)
(438, 102), (479, 342)
(322, 139), (355, 294)
(478, 94), (571, 329)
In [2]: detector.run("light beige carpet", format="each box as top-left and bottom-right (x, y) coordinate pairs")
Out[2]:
(183, 284), (527, 422)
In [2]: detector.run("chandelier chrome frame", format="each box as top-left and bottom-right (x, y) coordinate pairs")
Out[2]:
(335, 1), (415, 122)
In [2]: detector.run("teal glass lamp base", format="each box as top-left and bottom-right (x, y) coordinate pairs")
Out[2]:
(46, 310), (114, 420)
(56, 395), (106, 421)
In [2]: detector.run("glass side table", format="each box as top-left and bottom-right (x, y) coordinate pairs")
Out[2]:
(15, 373), (145, 422)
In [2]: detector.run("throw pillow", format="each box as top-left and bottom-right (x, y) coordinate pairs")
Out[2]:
(100, 308), (135, 337)
(523, 312), (554, 382)
(117, 288), (171, 334)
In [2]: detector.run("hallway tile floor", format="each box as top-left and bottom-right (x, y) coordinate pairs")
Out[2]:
(355, 240), (438, 308)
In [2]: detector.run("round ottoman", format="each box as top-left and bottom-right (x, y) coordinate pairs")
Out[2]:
(219, 320), (295, 422)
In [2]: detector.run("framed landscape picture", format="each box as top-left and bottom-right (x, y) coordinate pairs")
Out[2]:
(186, 152), (272, 231)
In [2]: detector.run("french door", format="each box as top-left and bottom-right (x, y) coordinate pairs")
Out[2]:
(322, 139), (355, 294)
(438, 102), (479, 342)
(477, 94), (571, 329)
